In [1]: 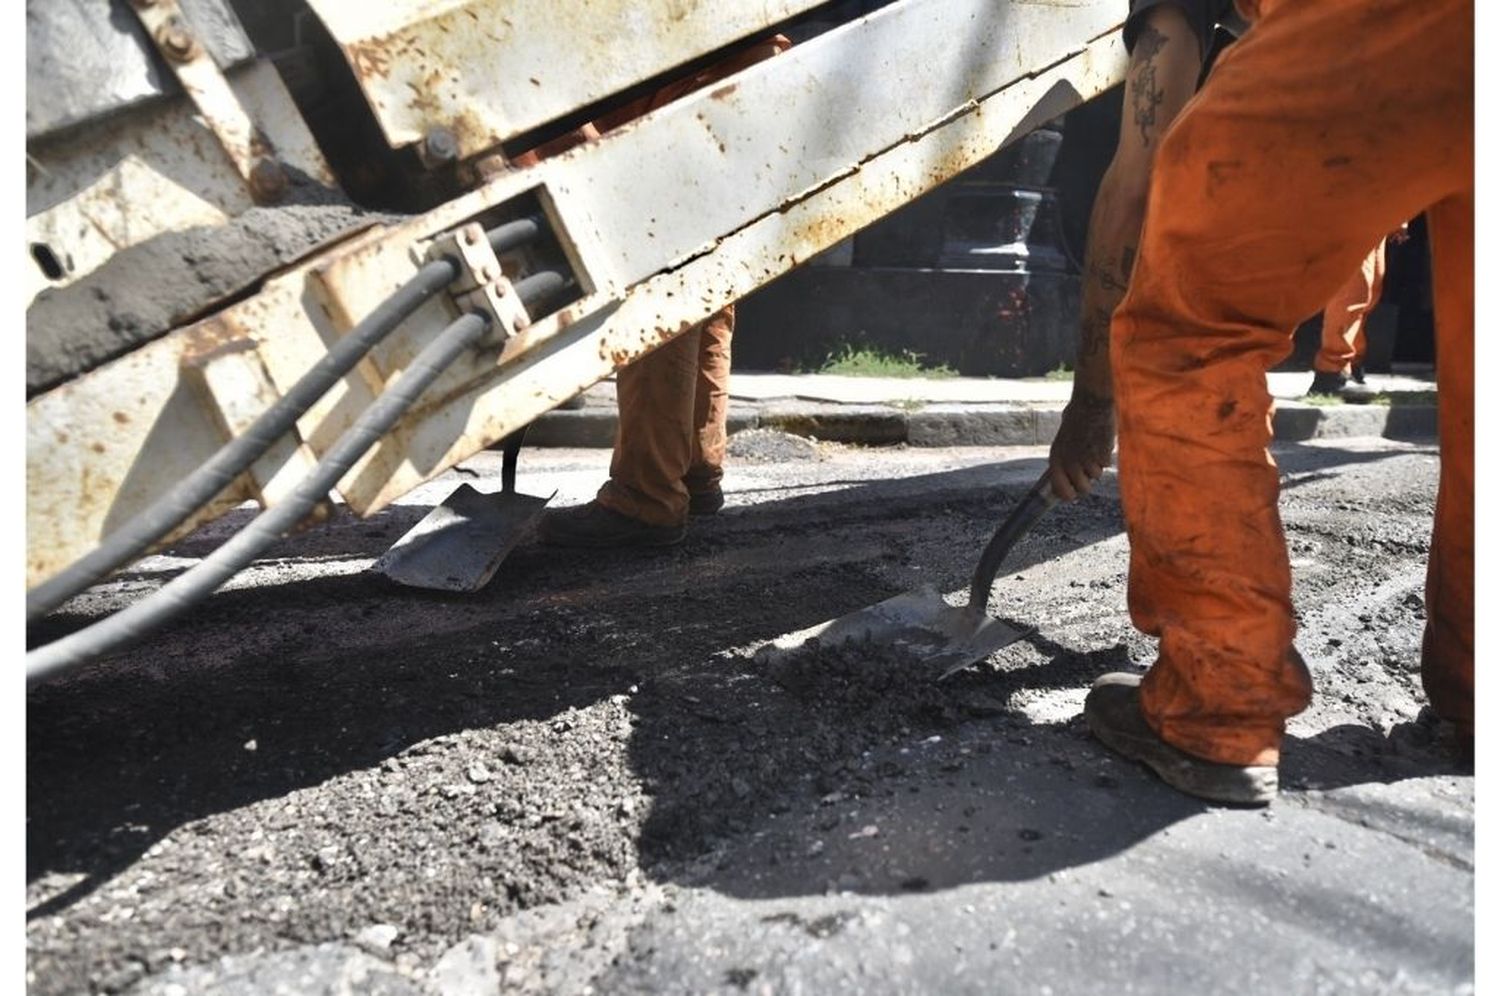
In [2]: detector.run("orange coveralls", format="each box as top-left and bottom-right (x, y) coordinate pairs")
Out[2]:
(1315, 238), (1388, 378)
(592, 36), (792, 527)
(1111, 0), (1472, 765)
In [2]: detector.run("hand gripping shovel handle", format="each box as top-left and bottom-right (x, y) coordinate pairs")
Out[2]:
(967, 471), (1057, 615)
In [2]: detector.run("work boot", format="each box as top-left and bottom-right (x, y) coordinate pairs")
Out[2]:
(688, 485), (725, 516)
(538, 501), (685, 548)
(1306, 371), (1376, 403)
(1084, 672), (1279, 806)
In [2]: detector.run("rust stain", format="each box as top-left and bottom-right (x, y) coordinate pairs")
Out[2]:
(181, 313), (259, 366)
(112, 412), (130, 425)
(346, 37), (395, 81)
(710, 83), (738, 101)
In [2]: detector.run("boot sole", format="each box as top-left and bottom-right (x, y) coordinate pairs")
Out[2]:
(1085, 683), (1278, 807)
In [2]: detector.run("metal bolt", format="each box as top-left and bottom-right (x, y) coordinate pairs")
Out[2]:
(420, 128), (459, 168)
(460, 227), (478, 246)
(248, 159), (288, 204)
(156, 16), (199, 61)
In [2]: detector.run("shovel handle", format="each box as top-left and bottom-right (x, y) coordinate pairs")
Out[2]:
(500, 425), (530, 494)
(967, 472), (1056, 615)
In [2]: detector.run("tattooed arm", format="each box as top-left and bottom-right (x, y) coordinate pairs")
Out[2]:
(1048, 3), (1205, 501)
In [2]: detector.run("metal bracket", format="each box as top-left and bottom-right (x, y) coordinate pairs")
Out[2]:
(421, 223), (532, 343)
(129, 0), (288, 203)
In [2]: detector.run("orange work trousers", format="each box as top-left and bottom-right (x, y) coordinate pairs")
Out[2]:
(1315, 239), (1388, 377)
(598, 307), (734, 526)
(589, 34), (788, 526)
(1111, 0), (1473, 765)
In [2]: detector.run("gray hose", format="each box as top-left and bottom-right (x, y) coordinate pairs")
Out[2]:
(513, 270), (568, 313)
(26, 258), (459, 622)
(488, 215), (543, 256)
(26, 312), (490, 688)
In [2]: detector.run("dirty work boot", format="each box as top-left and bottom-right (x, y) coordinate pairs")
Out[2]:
(538, 501), (685, 548)
(1084, 673), (1279, 806)
(1306, 371), (1376, 403)
(688, 485), (725, 516)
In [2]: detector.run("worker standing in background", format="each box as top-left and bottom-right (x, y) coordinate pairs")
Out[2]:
(1082, 0), (1472, 804)
(1305, 225), (1410, 401)
(537, 35), (793, 547)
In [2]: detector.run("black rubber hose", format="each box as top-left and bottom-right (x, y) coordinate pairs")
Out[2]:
(487, 215), (544, 256)
(26, 312), (490, 689)
(967, 473), (1056, 615)
(512, 270), (568, 312)
(26, 258), (459, 623)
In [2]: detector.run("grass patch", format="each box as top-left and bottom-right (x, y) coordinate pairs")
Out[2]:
(816, 345), (957, 379)
(1040, 364), (1074, 381)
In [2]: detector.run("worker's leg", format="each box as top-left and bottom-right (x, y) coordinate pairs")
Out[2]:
(1108, 0), (1471, 767)
(1315, 240), (1387, 378)
(596, 327), (701, 527)
(1420, 189), (1474, 740)
(684, 305), (733, 510)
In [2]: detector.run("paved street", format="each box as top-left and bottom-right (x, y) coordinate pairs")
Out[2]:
(26, 435), (1473, 994)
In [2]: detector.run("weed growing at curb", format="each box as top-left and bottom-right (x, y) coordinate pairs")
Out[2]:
(815, 345), (957, 379)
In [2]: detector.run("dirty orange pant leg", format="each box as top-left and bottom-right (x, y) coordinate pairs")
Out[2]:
(687, 306), (734, 494)
(1110, 0), (1473, 766)
(1315, 239), (1387, 377)
(597, 306), (734, 526)
(1421, 193), (1474, 737)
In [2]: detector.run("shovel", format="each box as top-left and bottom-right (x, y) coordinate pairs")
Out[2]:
(373, 428), (554, 592)
(758, 471), (1057, 679)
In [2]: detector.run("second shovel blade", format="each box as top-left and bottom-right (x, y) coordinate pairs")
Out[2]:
(373, 483), (553, 593)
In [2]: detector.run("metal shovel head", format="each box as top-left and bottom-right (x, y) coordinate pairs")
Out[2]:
(374, 483), (554, 593)
(756, 584), (1027, 678)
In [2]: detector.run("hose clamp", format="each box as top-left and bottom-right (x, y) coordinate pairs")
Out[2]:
(423, 223), (531, 341)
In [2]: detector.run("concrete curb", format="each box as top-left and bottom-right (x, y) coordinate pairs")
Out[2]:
(524, 400), (1438, 448)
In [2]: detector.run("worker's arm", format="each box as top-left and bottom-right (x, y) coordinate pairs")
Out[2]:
(1047, 4), (1206, 501)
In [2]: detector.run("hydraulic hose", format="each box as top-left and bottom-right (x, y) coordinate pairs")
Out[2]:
(487, 215), (544, 256)
(512, 270), (568, 312)
(26, 312), (490, 688)
(26, 258), (459, 623)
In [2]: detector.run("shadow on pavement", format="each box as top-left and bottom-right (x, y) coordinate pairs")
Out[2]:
(26, 437), (1442, 923)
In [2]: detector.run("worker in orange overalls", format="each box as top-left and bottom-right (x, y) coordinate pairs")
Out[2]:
(1080, 0), (1472, 804)
(537, 35), (793, 547)
(1305, 225), (1410, 401)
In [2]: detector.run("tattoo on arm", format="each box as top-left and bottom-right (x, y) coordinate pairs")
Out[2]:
(1129, 24), (1169, 145)
(1088, 259), (1128, 293)
(1085, 245), (1139, 296)
(1080, 306), (1113, 360)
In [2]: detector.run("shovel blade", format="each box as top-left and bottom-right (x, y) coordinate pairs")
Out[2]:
(374, 483), (553, 593)
(757, 584), (1026, 677)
